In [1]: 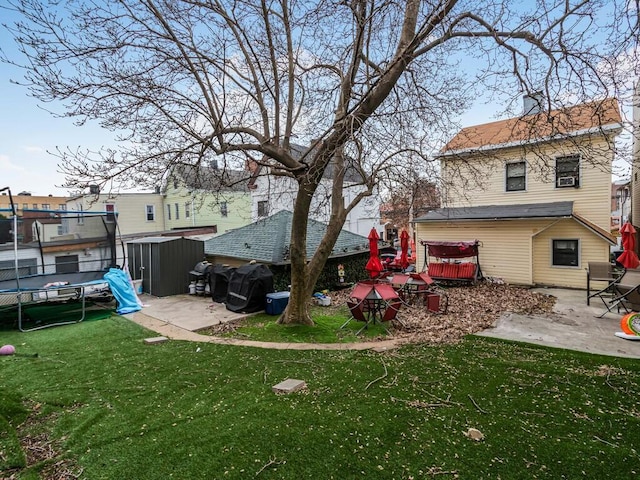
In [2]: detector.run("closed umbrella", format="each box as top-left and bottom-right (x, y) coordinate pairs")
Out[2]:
(365, 228), (384, 278)
(399, 230), (410, 270)
(617, 222), (640, 269)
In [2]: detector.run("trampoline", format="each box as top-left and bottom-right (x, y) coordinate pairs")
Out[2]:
(0, 186), (122, 331)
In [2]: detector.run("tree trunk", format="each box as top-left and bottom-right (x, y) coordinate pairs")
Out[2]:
(278, 183), (315, 325)
(278, 160), (349, 326)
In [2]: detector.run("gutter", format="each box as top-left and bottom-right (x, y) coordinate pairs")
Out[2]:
(438, 123), (623, 158)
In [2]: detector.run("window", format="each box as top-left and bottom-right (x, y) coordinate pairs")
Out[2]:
(42, 203), (50, 210)
(220, 201), (228, 217)
(167, 204), (171, 220)
(22, 203), (28, 210)
(552, 239), (579, 267)
(506, 161), (526, 192)
(55, 255), (79, 274)
(57, 225), (64, 235)
(75, 202), (84, 225)
(174, 203), (180, 220)
(146, 205), (155, 221)
(105, 203), (116, 223)
(258, 200), (269, 217)
(185, 202), (191, 218)
(58, 204), (66, 211)
(556, 155), (580, 188)
(33, 203), (38, 209)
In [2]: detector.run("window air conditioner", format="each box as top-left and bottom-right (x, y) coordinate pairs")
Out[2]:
(557, 176), (576, 187)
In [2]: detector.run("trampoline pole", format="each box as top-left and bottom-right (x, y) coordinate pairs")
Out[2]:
(2, 187), (21, 294)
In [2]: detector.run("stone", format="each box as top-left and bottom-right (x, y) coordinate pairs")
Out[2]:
(144, 336), (169, 345)
(272, 378), (306, 394)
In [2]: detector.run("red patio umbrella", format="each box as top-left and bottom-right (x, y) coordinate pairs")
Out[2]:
(617, 222), (640, 269)
(365, 228), (384, 278)
(399, 230), (410, 270)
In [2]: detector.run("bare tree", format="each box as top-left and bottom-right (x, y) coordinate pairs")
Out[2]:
(2, 0), (638, 324)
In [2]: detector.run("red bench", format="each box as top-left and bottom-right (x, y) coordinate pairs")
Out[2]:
(427, 262), (478, 282)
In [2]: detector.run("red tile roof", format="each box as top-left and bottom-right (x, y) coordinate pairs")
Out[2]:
(442, 98), (622, 153)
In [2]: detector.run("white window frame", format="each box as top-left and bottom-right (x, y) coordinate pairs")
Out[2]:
(220, 201), (228, 217)
(145, 204), (156, 222)
(185, 201), (191, 218)
(175, 203), (180, 220)
(505, 161), (526, 192)
(167, 204), (171, 220)
(75, 202), (84, 225)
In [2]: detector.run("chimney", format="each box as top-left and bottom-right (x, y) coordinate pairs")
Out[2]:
(523, 92), (544, 115)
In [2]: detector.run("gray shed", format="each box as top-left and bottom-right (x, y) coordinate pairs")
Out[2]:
(127, 236), (205, 297)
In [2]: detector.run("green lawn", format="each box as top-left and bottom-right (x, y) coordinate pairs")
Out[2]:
(204, 305), (389, 342)
(1, 315), (639, 479)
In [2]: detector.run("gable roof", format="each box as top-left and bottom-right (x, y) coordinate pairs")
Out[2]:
(441, 98), (622, 155)
(169, 164), (249, 192)
(413, 201), (616, 244)
(203, 210), (369, 264)
(248, 142), (365, 188)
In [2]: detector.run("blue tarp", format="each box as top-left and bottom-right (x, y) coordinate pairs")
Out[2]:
(104, 268), (142, 314)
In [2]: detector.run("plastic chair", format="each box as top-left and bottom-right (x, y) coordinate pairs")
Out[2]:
(596, 268), (640, 318)
(586, 262), (619, 305)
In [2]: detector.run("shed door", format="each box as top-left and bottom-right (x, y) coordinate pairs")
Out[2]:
(141, 243), (153, 294)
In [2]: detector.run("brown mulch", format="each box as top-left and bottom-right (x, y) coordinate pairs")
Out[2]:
(3, 401), (83, 480)
(327, 282), (556, 345)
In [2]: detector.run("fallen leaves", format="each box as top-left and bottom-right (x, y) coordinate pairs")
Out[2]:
(330, 283), (556, 345)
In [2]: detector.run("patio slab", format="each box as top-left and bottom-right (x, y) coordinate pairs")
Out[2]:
(476, 287), (640, 359)
(135, 294), (250, 331)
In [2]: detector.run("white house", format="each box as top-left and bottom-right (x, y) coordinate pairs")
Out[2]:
(249, 144), (380, 237)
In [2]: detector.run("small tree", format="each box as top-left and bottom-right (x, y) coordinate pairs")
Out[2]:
(3, 0), (637, 324)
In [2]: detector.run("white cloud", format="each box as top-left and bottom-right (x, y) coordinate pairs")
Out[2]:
(0, 154), (26, 172)
(23, 145), (45, 153)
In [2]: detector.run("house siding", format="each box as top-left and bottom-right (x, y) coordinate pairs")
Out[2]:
(163, 185), (252, 234)
(415, 217), (610, 288)
(67, 193), (165, 236)
(250, 171), (380, 237)
(531, 219), (610, 288)
(441, 136), (613, 229)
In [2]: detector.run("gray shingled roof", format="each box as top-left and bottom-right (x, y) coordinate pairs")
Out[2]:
(171, 164), (249, 192)
(204, 210), (370, 264)
(413, 201), (574, 222)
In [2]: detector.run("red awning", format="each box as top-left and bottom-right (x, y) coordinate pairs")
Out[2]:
(421, 240), (479, 259)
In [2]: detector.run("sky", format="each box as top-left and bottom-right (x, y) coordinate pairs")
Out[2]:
(0, 3), (635, 197)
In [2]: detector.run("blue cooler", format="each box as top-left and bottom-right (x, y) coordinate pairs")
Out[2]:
(266, 291), (290, 315)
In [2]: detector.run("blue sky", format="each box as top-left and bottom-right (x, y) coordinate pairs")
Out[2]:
(0, 26), (117, 196)
(0, 3), (634, 197)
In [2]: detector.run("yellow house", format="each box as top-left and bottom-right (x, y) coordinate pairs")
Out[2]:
(414, 98), (622, 289)
(163, 164), (252, 234)
(0, 193), (69, 215)
(67, 191), (165, 236)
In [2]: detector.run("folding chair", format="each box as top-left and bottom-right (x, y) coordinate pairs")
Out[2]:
(586, 262), (620, 305)
(341, 299), (369, 334)
(596, 269), (640, 318)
